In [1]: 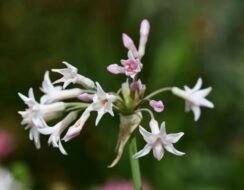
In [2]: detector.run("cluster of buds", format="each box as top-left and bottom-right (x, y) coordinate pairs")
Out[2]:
(18, 19), (214, 167)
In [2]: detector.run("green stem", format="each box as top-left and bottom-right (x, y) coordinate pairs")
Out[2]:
(129, 137), (142, 190)
(144, 87), (172, 100)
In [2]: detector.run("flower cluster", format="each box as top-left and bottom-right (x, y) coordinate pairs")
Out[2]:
(18, 19), (214, 167)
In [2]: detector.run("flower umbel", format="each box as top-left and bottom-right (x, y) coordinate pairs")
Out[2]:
(18, 19), (214, 168)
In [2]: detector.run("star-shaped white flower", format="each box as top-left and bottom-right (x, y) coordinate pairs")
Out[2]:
(52, 61), (95, 89)
(172, 78), (214, 121)
(40, 71), (82, 104)
(63, 82), (116, 142)
(18, 88), (65, 149)
(38, 112), (77, 155)
(133, 119), (185, 160)
(87, 82), (116, 125)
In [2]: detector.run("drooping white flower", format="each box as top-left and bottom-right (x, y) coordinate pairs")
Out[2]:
(172, 78), (214, 121)
(63, 82), (116, 142)
(133, 119), (185, 160)
(52, 61), (95, 89)
(38, 112), (78, 155)
(40, 71), (83, 104)
(18, 88), (66, 148)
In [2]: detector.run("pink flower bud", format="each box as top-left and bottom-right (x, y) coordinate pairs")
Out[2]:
(130, 79), (143, 91)
(122, 33), (133, 47)
(149, 100), (164, 112)
(78, 93), (94, 101)
(107, 64), (125, 74)
(140, 19), (150, 36)
(122, 33), (138, 57)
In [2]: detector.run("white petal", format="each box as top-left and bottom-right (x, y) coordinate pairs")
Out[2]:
(164, 144), (185, 156)
(95, 82), (106, 97)
(152, 144), (164, 160)
(133, 144), (152, 159)
(192, 78), (202, 91)
(195, 87), (212, 98)
(18, 93), (29, 103)
(38, 127), (55, 135)
(62, 61), (78, 72)
(149, 119), (160, 134)
(58, 139), (67, 155)
(185, 100), (191, 112)
(166, 132), (184, 143)
(95, 108), (105, 126)
(199, 98), (214, 108)
(139, 126), (153, 143)
(42, 71), (53, 92)
(191, 105), (201, 121)
(159, 122), (166, 135)
(28, 88), (35, 101)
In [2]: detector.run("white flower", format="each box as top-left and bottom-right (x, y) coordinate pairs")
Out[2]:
(63, 82), (116, 142)
(133, 119), (185, 160)
(87, 82), (116, 125)
(40, 71), (83, 104)
(18, 88), (66, 149)
(52, 61), (95, 89)
(38, 112), (77, 155)
(172, 78), (214, 121)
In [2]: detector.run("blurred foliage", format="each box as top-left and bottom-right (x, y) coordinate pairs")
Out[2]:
(0, 0), (244, 189)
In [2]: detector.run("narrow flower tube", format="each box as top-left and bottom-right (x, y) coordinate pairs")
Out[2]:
(78, 93), (94, 101)
(40, 71), (83, 104)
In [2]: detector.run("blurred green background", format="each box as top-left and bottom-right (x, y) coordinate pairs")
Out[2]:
(0, 0), (244, 189)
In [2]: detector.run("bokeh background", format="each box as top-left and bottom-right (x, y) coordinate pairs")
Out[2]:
(0, 0), (244, 189)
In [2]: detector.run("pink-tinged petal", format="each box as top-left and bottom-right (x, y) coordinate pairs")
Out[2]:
(78, 93), (94, 101)
(133, 144), (152, 159)
(152, 144), (164, 160)
(107, 64), (125, 74)
(149, 119), (160, 134)
(149, 100), (164, 112)
(122, 33), (138, 56)
(164, 144), (185, 156)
